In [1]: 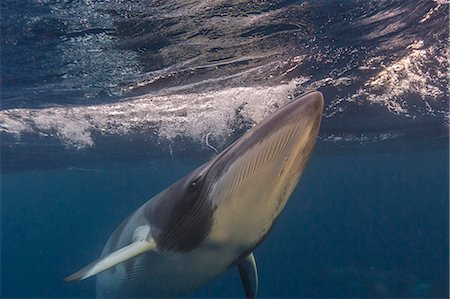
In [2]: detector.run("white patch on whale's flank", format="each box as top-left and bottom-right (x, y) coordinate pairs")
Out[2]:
(132, 225), (151, 242)
(0, 81), (299, 149)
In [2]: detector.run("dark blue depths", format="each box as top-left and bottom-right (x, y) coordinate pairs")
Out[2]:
(1, 149), (448, 298)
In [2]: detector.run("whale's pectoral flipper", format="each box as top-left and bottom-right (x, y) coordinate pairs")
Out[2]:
(65, 225), (156, 282)
(237, 253), (258, 298)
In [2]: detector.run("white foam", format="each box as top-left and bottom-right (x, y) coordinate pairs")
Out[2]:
(362, 41), (445, 113)
(0, 81), (299, 149)
(327, 41), (447, 119)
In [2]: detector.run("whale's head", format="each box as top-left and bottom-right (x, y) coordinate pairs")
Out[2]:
(204, 91), (324, 246)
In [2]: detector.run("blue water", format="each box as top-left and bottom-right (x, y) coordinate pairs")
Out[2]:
(2, 150), (448, 297)
(1, 0), (449, 298)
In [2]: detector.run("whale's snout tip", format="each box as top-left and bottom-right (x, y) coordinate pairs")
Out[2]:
(304, 91), (324, 115)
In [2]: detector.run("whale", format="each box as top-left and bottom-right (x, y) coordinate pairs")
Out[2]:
(65, 91), (324, 298)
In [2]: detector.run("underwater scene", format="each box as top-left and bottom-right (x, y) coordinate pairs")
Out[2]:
(1, 0), (449, 298)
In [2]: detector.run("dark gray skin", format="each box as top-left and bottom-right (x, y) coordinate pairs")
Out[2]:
(67, 91), (324, 298)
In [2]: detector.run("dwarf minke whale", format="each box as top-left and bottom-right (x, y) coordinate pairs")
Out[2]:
(65, 91), (324, 298)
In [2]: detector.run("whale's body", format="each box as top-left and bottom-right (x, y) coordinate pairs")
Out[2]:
(66, 91), (324, 298)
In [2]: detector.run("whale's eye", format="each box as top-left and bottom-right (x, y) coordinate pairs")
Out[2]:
(190, 175), (202, 188)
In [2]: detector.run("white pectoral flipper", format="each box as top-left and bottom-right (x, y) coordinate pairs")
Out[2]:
(237, 252), (258, 298)
(65, 225), (156, 282)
